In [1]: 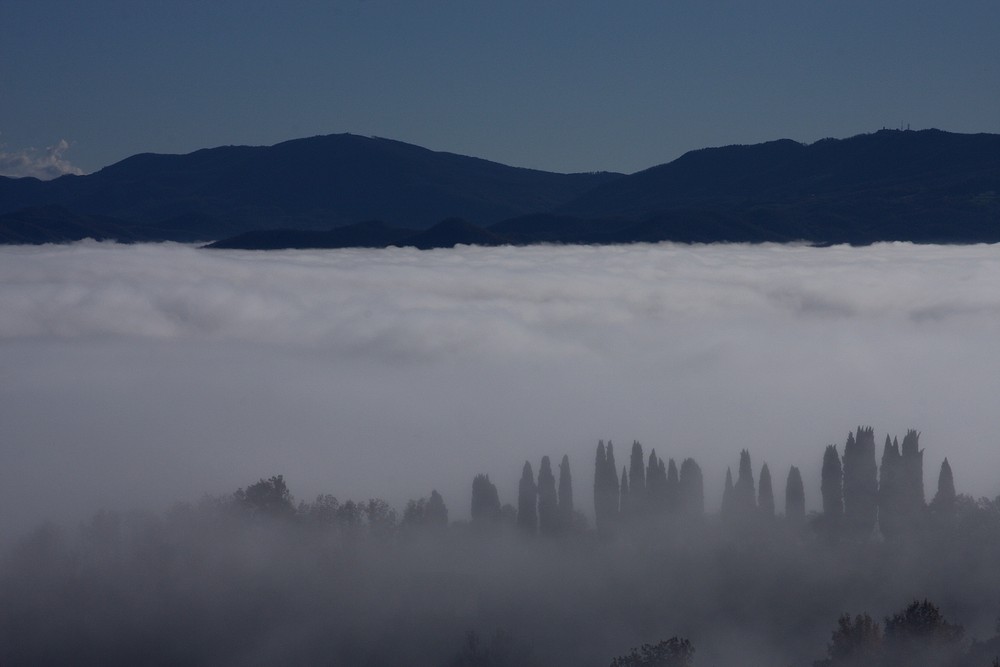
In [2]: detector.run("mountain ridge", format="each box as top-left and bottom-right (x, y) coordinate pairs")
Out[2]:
(2, 128), (999, 246)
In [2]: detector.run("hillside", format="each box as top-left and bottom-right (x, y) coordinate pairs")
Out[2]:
(3, 129), (999, 246)
(0, 134), (620, 243)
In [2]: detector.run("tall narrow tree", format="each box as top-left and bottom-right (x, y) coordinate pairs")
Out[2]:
(537, 456), (558, 535)
(900, 430), (925, 531)
(785, 466), (805, 523)
(471, 474), (501, 523)
(620, 466), (630, 519)
(517, 461), (538, 535)
(628, 441), (646, 516)
(930, 458), (956, 514)
(558, 454), (574, 528)
(594, 441), (607, 532)
(679, 458), (704, 516)
(843, 426), (879, 538)
(666, 458), (680, 513)
(879, 435), (902, 538)
(606, 442), (620, 520)
(721, 468), (735, 519)
(734, 449), (757, 515)
(758, 463), (775, 518)
(646, 449), (664, 512)
(821, 445), (844, 520)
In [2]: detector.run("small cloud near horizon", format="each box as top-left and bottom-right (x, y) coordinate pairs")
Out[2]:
(0, 139), (84, 179)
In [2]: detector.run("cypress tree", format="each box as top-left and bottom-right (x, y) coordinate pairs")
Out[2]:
(734, 449), (756, 515)
(758, 463), (775, 517)
(537, 456), (558, 535)
(785, 466), (805, 523)
(843, 426), (879, 538)
(931, 458), (956, 514)
(721, 467), (735, 518)
(517, 461), (538, 535)
(679, 458), (704, 516)
(628, 441), (646, 516)
(645, 449), (664, 512)
(558, 454), (574, 527)
(879, 435), (902, 538)
(821, 445), (844, 519)
(426, 489), (448, 526)
(471, 474), (501, 523)
(665, 458), (680, 513)
(594, 441), (607, 531)
(606, 442), (620, 519)
(900, 430), (925, 528)
(620, 466), (630, 521)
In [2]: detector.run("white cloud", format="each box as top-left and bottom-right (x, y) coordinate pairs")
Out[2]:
(1, 241), (1000, 536)
(0, 138), (84, 179)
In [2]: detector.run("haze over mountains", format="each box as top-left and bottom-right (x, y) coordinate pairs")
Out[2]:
(1, 129), (998, 247)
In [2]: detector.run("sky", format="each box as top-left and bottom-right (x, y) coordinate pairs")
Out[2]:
(1, 1), (999, 177)
(3, 241), (1000, 537)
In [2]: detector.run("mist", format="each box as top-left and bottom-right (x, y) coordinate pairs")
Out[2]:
(4, 240), (1000, 665)
(3, 241), (999, 533)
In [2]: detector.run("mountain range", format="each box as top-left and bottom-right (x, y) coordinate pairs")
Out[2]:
(2, 129), (998, 247)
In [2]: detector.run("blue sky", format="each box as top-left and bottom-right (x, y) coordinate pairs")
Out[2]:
(2, 1), (998, 176)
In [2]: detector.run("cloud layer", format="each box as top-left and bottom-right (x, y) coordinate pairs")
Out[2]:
(2, 241), (999, 535)
(0, 139), (84, 179)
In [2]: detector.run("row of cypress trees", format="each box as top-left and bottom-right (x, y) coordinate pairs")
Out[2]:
(593, 440), (704, 536)
(470, 455), (577, 536)
(470, 427), (954, 540)
(821, 427), (955, 537)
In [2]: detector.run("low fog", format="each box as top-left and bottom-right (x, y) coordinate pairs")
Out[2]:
(4, 241), (1000, 666)
(2, 241), (999, 534)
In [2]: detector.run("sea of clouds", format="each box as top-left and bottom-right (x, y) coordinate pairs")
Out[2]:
(2, 240), (999, 536)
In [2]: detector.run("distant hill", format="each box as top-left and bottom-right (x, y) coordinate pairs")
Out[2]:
(0, 134), (620, 243)
(4, 129), (1000, 246)
(556, 128), (1000, 244)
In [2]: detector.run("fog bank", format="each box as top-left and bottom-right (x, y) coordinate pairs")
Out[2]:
(2, 241), (999, 535)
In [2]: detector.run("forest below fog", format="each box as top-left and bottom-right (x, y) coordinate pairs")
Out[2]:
(3, 427), (1000, 666)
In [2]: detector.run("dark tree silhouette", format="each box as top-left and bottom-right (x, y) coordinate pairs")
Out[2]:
(883, 599), (963, 667)
(821, 445), (844, 520)
(758, 463), (775, 518)
(665, 458), (679, 514)
(842, 427), (879, 539)
(517, 461), (538, 535)
(427, 489), (448, 526)
(234, 475), (295, 517)
(537, 456), (558, 536)
(595, 440), (609, 532)
(558, 454), (574, 528)
(678, 458), (704, 516)
(785, 465), (805, 523)
(365, 498), (397, 537)
(721, 467), (735, 519)
(815, 613), (882, 667)
(899, 430), (926, 533)
(879, 435), (902, 538)
(403, 490), (448, 528)
(930, 458), (956, 514)
(595, 440), (620, 535)
(628, 441), (646, 517)
(609, 637), (694, 667)
(606, 442), (620, 523)
(646, 450), (665, 513)
(734, 449), (756, 515)
(471, 474), (501, 523)
(620, 466), (630, 521)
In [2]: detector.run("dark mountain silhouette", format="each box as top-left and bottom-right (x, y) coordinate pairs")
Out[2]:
(558, 128), (1000, 244)
(0, 133), (620, 243)
(3, 128), (999, 246)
